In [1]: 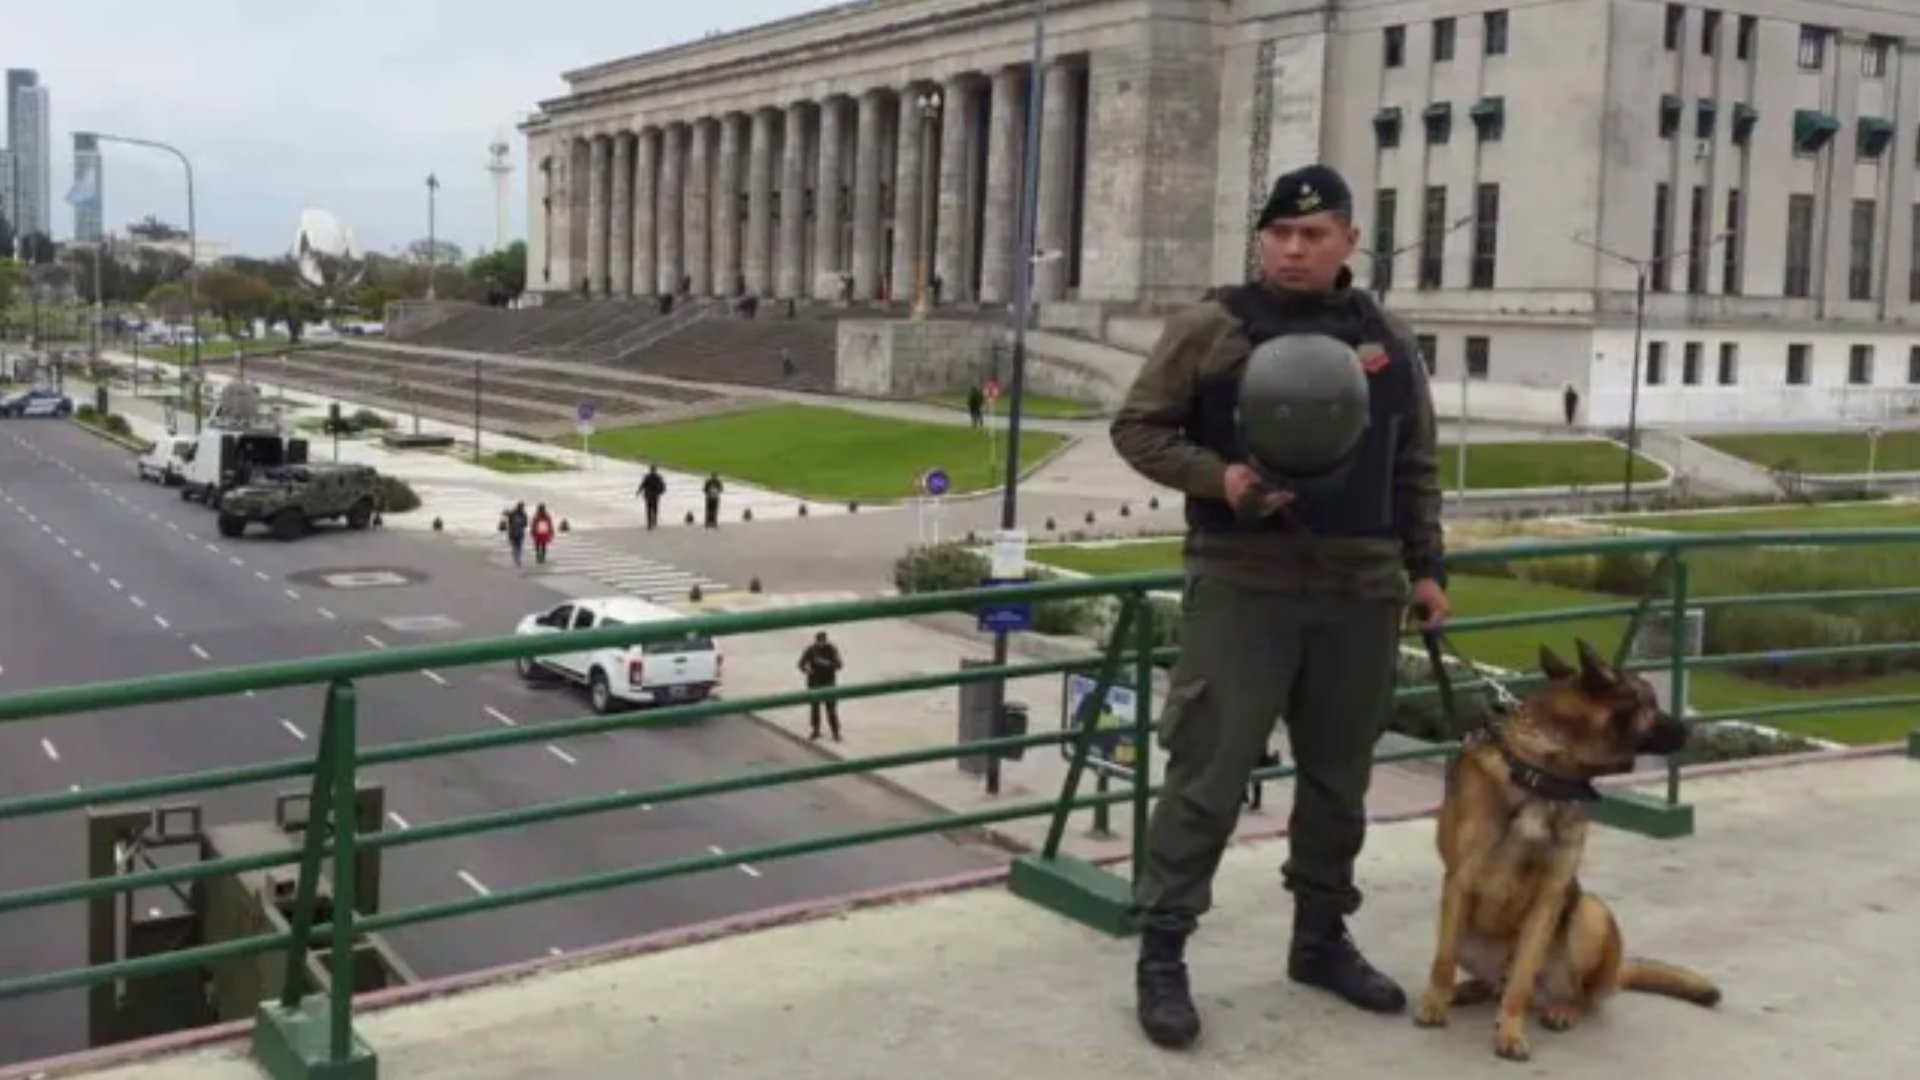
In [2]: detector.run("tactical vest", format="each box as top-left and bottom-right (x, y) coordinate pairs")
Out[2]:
(1184, 285), (1421, 541)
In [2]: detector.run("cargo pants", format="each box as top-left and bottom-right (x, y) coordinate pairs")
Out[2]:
(1133, 574), (1402, 935)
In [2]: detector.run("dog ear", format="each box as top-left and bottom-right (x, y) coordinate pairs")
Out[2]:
(1538, 645), (1575, 681)
(1574, 637), (1617, 694)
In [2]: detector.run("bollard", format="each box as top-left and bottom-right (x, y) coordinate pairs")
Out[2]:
(798, 504), (808, 517)
(1045, 517), (1057, 531)
(559, 519), (571, 532)
(749, 576), (763, 593)
(1084, 511), (1096, 525)
(1149, 496), (1160, 510)
(847, 501), (860, 513)
(742, 507), (754, 522)
(685, 510), (696, 525)
(1119, 503), (1131, 517)
(689, 584), (704, 602)
(372, 511), (383, 528)
(432, 516), (443, 532)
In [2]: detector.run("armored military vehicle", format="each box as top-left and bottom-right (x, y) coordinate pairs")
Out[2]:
(214, 462), (385, 540)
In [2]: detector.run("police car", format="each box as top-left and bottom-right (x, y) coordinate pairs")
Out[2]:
(0, 388), (74, 419)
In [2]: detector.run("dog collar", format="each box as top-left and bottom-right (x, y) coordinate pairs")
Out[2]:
(1496, 739), (1600, 803)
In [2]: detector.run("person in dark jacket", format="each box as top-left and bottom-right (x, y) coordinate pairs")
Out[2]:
(797, 631), (844, 741)
(637, 466), (666, 529)
(502, 502), (529, 568)
(967, 384), (986, 428)
(702, 473), (724, 528)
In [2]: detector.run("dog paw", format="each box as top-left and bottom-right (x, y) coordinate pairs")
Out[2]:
(1539, 1004), (1580, 1032)
(1493, 1020), (1531, 1062)
(1412, 989), (1452, 1028)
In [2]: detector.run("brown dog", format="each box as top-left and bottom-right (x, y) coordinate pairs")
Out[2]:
(1412, 638), (1720, 1061)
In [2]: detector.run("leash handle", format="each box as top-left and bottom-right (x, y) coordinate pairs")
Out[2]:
(1421, 628), (1460, 727)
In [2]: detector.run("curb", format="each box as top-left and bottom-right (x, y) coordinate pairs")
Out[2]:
(66, 416), (150, 453)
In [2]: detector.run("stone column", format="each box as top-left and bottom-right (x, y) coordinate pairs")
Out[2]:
(814, 97), (846, 298)
(1035, 62), (1074, 302)
(658, 123), (686, 294)
(934, 77), (973, 302)
(776, 103), (810, 298)
(586, 135), (610, 294)
(979, 67), (1025, 305)
(851, 90), (886, 301)
(890, 85), (928, 304)
(746, 108), (776, 296)
(685, 119), (714, 296)
(568, 138), (590, 288)
(546, 139), (574, 291)
(609, 133), (635, 296)
(714, 115), (744, 296)
(632, 128), (658, 296)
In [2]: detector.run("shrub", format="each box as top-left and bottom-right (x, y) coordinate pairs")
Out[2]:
(74, 403), (99, 422)
(352, 408), (393, 430)
(377, 475), (421, 513)
(893, 543), (988, 594)
(102, 413), (133, 438)
(1672, 723), (1821, 765)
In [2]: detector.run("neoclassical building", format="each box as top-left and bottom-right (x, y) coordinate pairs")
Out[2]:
(526, 0), (1920, 426)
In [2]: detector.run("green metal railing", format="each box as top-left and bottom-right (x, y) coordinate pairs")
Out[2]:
(0, 530), (1915, 1079)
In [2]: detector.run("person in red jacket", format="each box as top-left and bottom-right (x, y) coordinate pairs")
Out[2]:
(530, 503), (555, 564)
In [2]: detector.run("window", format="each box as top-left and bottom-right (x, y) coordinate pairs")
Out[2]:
(1651, 183), (1673, 292)
(1664, 5), (1684, 51)
(1419, 186), (1448, 288)
(1484, 10), (1509, 56)
(1908, 346), (1920, 385)
(1658, 94), (1683, 139)
(1372, 188), (1398, 292)
(1717, 342), (1739, 385)
(1423, 103), (1453, 144)
(1384, 25), (1406, 67)
(1786, 343), (1811, 385)
(1686, 185), (1708, 294)
(1784, 194), (1816, 297)
(1723, 189), (1743, 294)
(1848, 345), (1874, 385)
(1465, 336), (1490, 379)
(1849, 199), (1877, 300)
(1799, 27), (1827, 69)
(1416, 334), (1438, 375)
(1736, 15), (1756, 60)
(1680, 343), (1702, 385)
(1646, 342), (1668, 385)
(1471, 183), (1500, 288)
(1434, 17), (1457, 62)
(1864, 37), (1891, 77)
(1701, 10), (1720, 55)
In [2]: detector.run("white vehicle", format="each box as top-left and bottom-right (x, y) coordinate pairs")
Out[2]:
(514, 596), (723, 713)
(136, 435), (196, 485)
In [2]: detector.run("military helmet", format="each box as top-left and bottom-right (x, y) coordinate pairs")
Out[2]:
(1235, 333), (1371, 482)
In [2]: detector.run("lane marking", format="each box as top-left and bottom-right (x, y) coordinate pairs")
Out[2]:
(88, 561), (100, 573)
(166, 521), (178, 530)
(153, 615), (171, 630)
(316, 607), (337, 620)
(484, 706), (516, 727)
(548, 946), (563, 956)
(279, 719), (306, 741)
(185, 532), (199, 542)
(255, 570), (270, 581)
(40, 738), (59, 762)
(130, 595), (146, 608)
(386, 812), (411, 830)
(707, 843), (763, 878)
(456, 870), (491, 897)
(363, 634), (387, 649)
(284, 588), (301, 601)
(421, 669), (448, 686)
(202, 542), (217, 553)
(546, 745), (578, 766)
(189, 644), (210, 660)
(108, 577), (122, 590)
(229, 555), (244, 567)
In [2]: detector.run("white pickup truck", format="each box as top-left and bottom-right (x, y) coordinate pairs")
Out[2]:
(514, 596), (723, 713)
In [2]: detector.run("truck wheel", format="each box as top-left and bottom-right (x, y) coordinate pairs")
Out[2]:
(345, 498), (373, 530)
(589, 669), (618, 714)
(216, 514), (247, 539)
(270, 510), (308, 541)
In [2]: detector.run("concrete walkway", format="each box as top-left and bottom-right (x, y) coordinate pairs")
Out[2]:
(46, 753), (1920, 1080)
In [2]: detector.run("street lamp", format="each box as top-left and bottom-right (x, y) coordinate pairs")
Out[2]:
(911, 88), (943, 320)
(82, 131), (202, 432)
(1571, 231), (1730, 504)
(426, 173), (441, 301)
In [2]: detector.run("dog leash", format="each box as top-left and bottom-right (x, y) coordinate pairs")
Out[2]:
(1418, 624), (1519, 735)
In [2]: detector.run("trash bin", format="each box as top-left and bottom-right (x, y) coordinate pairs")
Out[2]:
(998, 701), (1030, 761)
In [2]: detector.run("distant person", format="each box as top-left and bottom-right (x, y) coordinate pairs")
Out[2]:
(637, 466), (666, 529)
(781, 347), (796, 378)
(797, 631), (845, 741)
(530, 503), (555, 565)
(502, 502), (529, 568)
(967, 384), (985, 428)
(1563, 384), (1580, 427)
(702, 473), (724, 529)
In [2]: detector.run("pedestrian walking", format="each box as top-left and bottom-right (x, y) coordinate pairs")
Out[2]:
(702, 473), (724, 529)
(1110, 163), (1449, 1050)
(967, 384), (986, 428)
(637, 466), (666, 529)
(1563, 383), (1580, 427)
(530, 503), (555, 565)
(501, 502), (530, 568)
(797, 631), (844, 741)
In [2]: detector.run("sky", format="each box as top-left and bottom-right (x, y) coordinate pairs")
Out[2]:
(8, 0), (827, 260)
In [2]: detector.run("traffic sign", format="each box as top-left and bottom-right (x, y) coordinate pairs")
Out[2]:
(1867, 426), (1884, 442)
(1059, 674), (1139, 781)
(983, 379), (1001, 401)
(577, 401), (595, 423)
(975, 576), (1032, 634)
(921, 467), (950, 497)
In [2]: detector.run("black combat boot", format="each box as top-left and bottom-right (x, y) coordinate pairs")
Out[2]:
(1287, 905), (1407, 1014)
(1135, 928), (1202, 1049)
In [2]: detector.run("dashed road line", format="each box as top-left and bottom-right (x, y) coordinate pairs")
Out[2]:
(184, 532), (199, 542)
(254, 570), (270, 581)
(363, 634), (387, 649)
(88, 561), (100, 573)
(484, 706), (517, 727)
(545, 745), (578, 766)
(129, 595), (145, 608)
(40, 738), (59, 762)
(108, 577), (122, 590)
(153, 615), (171, 630)
(456, 870), (491, 897)
(316, 607), (336, 620)
(421, 669), (448, 686)
(189, 644), (210, 660)
(707, 843), (762, 878)
(386, 812), (411, 830)
(284, 588), (301, 601)
(279, 719), (307, 741)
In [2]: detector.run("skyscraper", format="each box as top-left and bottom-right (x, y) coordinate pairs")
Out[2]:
(5, 69), (51, 238)
(70, 133), (103, 242)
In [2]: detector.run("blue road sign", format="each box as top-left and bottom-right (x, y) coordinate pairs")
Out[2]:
(975, 575), (1031, 634)
(1060, 674), (1139, 781)
(921, 467), (950, 497)
(577, 401), (595, 422)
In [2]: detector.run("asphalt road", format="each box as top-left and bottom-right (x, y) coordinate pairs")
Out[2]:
(0, 418), (1004, 1066)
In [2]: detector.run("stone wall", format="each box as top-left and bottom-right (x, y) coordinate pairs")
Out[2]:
(835, 319), (1002, 397)
(384, 300), (469, 340)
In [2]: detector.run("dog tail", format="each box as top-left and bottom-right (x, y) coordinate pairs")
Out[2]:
(1618, 958), (1721, 1007)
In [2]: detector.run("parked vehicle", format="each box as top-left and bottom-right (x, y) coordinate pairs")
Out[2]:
(513, 597), (723, 713)
(214, 462), (384, 540)
(0, 388), (73, 418)
(135, 435), (196, 485)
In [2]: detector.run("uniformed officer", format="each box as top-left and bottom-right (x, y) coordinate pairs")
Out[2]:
(1110, 163), (1449, 1050)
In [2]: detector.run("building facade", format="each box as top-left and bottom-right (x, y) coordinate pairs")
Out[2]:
(6, 70), (51, 239)
(525, 0), (1920, 426)
(70, 133), (103, 243)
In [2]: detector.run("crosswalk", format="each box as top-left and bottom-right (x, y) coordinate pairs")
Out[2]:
(516, 536), (726, 602)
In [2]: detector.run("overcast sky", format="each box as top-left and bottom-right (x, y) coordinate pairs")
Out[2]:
(11, 0), (824, 259)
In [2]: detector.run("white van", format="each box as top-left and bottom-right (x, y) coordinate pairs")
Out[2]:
(513, 596), (724, 713)
(136, 435), (196, 485)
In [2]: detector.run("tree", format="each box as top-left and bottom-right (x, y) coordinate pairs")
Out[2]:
(267, 291), (322, 343)
(127, 216), (187, 242)
(0, 215), (13, 261)
(351, 283), (401, 319)
(198, 266), (274, 335)
(146, 282), (194, 326)
(0, 259), (23, 313)
(17, 232), (55, 265)
(469, 241), (527, 305)
(405, 238), (464, 267)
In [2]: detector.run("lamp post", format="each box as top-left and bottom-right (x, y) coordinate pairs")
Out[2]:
(911, 88), (943, 320)
(426, 173), (441, 301)
(1571, 231), (1730, 504)
(83, 131), (202, 432)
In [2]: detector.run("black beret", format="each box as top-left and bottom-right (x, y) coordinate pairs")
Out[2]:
(1257, 164), (1353, 228)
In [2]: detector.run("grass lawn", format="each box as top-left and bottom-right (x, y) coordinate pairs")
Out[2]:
(1697, 429), (1920, 474)
(921, 391), (1103, 420)
(1598, 501), (1920, 533)
(585, 403), (1071, 500)
(1440, 440), (1666, 490)
(1027, 538), (1916, 744)
(473, 449), (571, 474)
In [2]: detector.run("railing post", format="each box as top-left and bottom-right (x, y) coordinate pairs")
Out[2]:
(1664, 555), (1690, 808)
(1591, 548), (1697, 840)
(1128, 591), (1154, 885)
(251, 679), (377, 1080)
